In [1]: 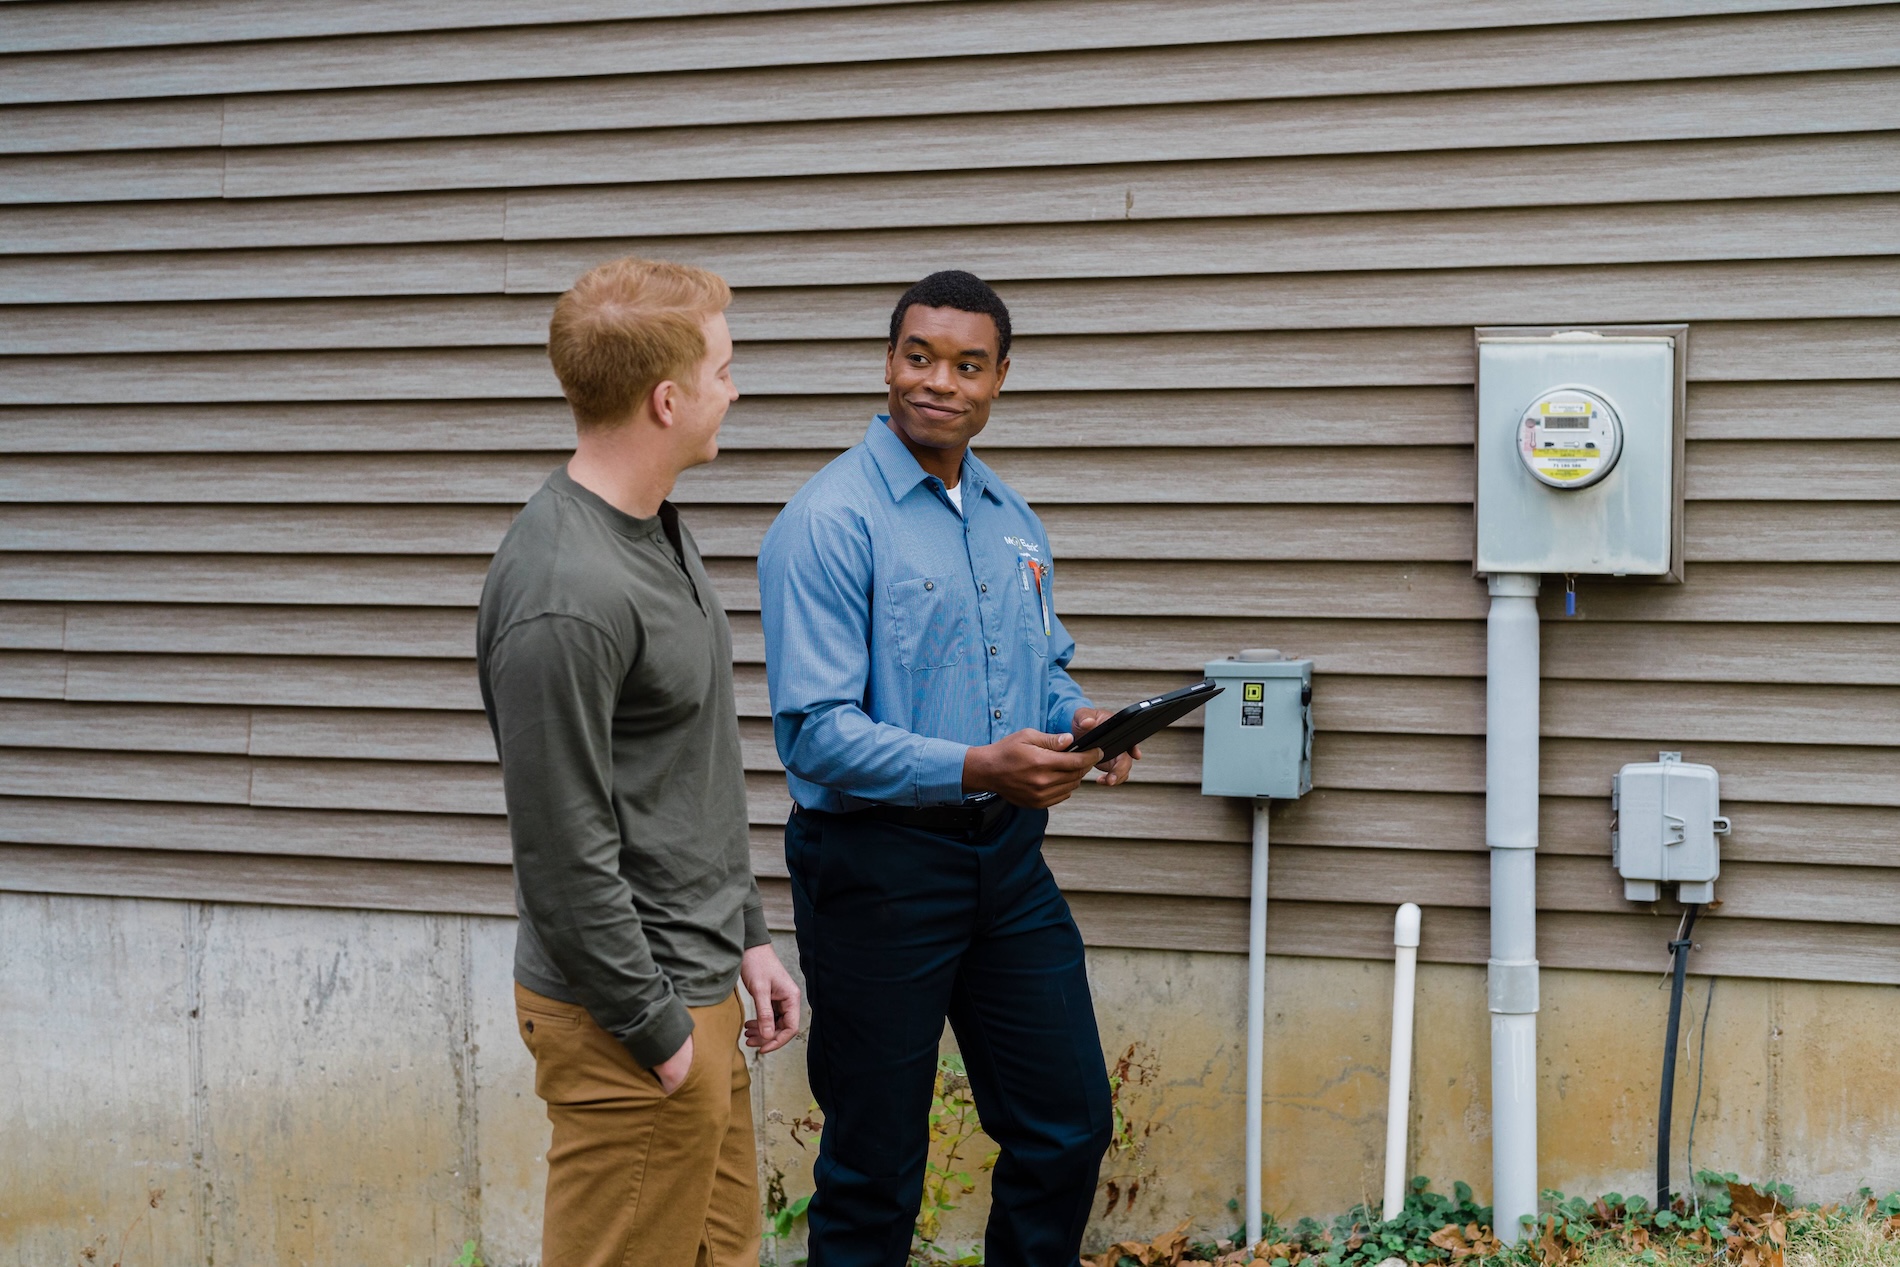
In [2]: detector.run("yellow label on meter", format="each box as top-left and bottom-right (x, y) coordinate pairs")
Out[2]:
(1243, 682), (1265, 702)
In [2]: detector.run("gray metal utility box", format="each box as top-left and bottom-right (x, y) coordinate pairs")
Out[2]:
(1200, 654), (1313, 799)
(1474, 326), (1688, 582)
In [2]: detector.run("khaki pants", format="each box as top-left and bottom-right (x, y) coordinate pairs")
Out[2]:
(515, 983), (760, 1267)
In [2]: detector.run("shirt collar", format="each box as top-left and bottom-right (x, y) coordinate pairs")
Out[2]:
(864, 415), (1000, 506)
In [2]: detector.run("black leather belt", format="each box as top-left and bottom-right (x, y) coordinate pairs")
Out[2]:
(800, 794), (1011, 837)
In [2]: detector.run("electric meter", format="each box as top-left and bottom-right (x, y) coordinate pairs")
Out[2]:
(1517, 386), (1623, 490)
(1475, 327), (1686, 579)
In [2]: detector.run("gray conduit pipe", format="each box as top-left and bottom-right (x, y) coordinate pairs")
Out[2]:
(1486, 573), (1541, 1240)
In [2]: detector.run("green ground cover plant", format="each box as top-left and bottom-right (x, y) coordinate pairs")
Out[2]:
(1084, 1175), (1900, 1267)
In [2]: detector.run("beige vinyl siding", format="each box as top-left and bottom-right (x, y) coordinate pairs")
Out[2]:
(2, 1), (1897, 985)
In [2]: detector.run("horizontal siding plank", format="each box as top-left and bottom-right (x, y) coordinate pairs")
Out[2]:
(0, 1), (1868, 103)
(1688, 444), (1900, 500)
(0, 97), (223, 154)
(0, 448), (1490, 506)
(4, 134), (1893, 255)
(1042, 838), (1900, 927)
(0, 191), (504, 255)
(0, 603), (64, 650)
(12, 255), (1900, 328)
(0, 150), (223, 205)
(59, 603), (476, 657)
(1542, 680), (1900, 747)
(3, 322), (1894, 403)
(0, 244), (504, 303)
(742, 796), (1900, 873)
(3, 497), (1891, 566)
(59, 653), (482, 710)
(0, 747), (251, 803)
(6, 555), (1899, 623)
(0, 389), (1464, 453)
(0, 381), (1889, 455)
(39, 607), (1481, 675)
(1690, 380), (1900, 441)
(250, 757), (502, 814)
(0, 699), (252, 753)
(0, 503), (1475, 561)
(506, 198), (1900, 296)
(0, 0), (945, 55)
(1314, 734), (1900, 808)
(0, 650), (66, 698)
(210, 71), (1900, 199)
(501, 133), (1900, 240)
(210, 10), (1900, 148)
(0, 843), (516, 915)
(1687, 503), (1900, 561)
(247, 708), (494, 761)
(1540, 622), (1900, 686)
(1540, 564), (1900, 623)
(0, 504), (524, 554)
(0, 554), (491, 606)
(0, 795), (509, 862)
(1716, 860), (1900, 925)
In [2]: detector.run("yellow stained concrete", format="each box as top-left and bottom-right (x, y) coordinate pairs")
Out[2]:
(9, 900), (1899, 1267)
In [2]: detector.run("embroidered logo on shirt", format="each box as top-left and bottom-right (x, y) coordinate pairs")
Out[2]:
(1003, 535), (1041, 554)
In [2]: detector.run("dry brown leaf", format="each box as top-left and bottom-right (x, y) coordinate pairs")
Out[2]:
(1729, 1182), (1787, 1221)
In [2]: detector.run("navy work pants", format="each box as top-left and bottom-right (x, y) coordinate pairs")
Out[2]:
(785, 803), (1113, 1267)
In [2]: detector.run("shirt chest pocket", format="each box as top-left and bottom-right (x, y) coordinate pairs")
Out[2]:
(1015, 557), (1049, 659)
(887, 576), (968, 671)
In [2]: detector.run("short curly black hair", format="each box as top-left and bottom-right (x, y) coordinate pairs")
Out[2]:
(887, 270), (1012, 361)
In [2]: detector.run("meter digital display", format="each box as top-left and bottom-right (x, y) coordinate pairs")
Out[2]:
(1516, 386), (1623, 490)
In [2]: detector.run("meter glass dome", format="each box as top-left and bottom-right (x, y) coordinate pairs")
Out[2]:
(1516, 386), (1623, 490)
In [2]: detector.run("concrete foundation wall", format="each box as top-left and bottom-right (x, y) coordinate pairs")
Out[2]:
(6, 893), (1898, 1266)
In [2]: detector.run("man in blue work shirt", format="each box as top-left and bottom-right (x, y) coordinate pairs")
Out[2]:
(758, 270), (1138, 1266)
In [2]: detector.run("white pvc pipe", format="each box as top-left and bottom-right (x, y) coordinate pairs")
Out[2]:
(1382, 902), (1422, 1222)
(1486, 574), (1541, 1241)
(1244, 798), (1269, 1250)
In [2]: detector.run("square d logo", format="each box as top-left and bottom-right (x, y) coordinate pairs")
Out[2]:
(1242, 682), (1265, 702)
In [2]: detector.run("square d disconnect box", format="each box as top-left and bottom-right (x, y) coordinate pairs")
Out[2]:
(1200, 657), (1312, 799)
(1475, 326), (1688, 581)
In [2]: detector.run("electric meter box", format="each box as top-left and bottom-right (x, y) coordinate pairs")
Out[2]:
(1612, 753), (1730, 904)
(1475, 326), (1687, 582)
(1200, 655), (1313, 799)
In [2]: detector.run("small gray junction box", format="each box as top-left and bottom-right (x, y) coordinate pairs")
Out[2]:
(1475, 326), (1687, 581)
(1200, 653), (1313, 799)
(1613, 753), (1730, 904)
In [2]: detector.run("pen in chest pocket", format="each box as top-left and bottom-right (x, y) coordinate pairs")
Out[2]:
(1018, 555), (1052, 637)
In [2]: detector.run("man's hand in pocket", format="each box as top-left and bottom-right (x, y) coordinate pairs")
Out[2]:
(653, 1034), (695, 1095)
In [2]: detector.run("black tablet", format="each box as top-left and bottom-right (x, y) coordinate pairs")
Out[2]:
(1067, 679), (1222, 762)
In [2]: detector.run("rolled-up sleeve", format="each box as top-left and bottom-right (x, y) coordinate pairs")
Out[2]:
(760, 506), (968, 806)
(487, 614), (694, 1068)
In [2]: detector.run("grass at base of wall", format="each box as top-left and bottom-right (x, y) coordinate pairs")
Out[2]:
(1076, 1175), (1900, 1267)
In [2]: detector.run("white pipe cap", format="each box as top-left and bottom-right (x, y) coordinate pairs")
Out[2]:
(1394, 902), (1422, 948)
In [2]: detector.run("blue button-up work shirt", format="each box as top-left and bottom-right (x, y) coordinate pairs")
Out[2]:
(758, 417), (1093, 812)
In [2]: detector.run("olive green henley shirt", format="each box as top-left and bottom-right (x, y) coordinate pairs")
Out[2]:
(477, 468), (767, 1068)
